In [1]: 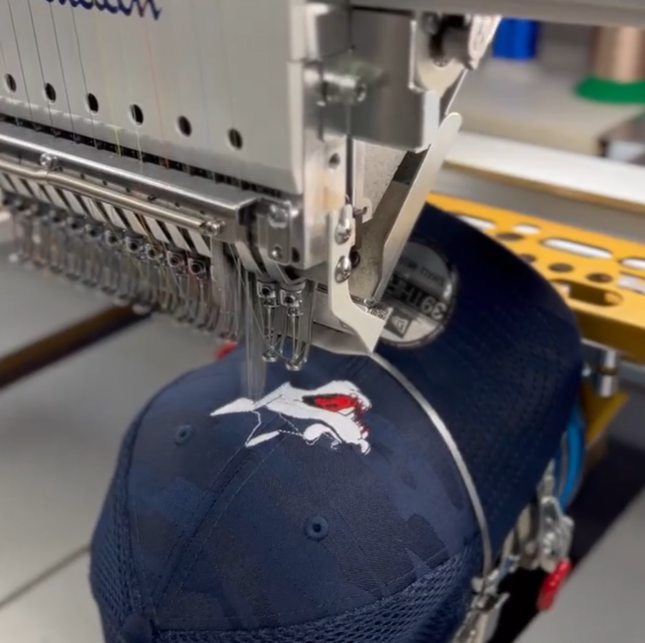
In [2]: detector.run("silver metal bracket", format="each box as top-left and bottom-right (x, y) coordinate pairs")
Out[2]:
(373, 112), (462, 300)
(582, 340), (622, 399)
(326, 205), (390, 354)
(455, 459), (575, 643)
(0, 121), (257, 238)
(511, 463), (575, 573)
(535, 464), (574, 573)
(456, 559), (517, 643)
(456, 591), (510, 643)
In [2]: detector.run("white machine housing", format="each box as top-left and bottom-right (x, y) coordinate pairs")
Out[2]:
(0, 0), (643, 371)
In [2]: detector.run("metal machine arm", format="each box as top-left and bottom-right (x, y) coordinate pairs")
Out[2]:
(0, 0), (641, 375)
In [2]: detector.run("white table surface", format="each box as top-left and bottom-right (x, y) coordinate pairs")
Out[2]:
(0, 241), (108, 355)
(0, 555), (102, 643)
(445, 132), (645, 212)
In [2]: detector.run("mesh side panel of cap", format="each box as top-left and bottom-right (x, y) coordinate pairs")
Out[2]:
(90, 371), (203, 625)
(90, 420), (142, 624)
(154, 537), (482, 643)
(379, 204), (583, 550)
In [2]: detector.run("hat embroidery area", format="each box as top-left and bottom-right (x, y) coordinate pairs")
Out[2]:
(211, 381), (372, 455)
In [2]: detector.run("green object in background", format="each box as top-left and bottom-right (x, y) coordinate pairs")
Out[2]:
(576, 75), (645, 104)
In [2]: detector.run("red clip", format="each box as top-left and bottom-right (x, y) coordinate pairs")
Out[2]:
(215, 341), (238, 361)
(537, 559), (573, 611)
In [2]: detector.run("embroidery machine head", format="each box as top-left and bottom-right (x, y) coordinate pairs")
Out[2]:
(0, 1), (643, 376)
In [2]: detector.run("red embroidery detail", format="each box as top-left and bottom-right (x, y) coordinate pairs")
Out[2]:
(311, 394), (363, 414)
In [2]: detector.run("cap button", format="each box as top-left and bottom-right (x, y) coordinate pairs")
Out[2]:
(121, 614), (154, 643)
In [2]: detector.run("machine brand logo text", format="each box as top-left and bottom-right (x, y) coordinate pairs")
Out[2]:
(45, 0), (162, 20)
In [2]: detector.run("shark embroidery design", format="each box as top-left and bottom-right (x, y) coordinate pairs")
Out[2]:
(211, 381), (372, 455)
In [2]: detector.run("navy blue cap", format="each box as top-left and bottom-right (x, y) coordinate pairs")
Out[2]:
(90, 204), (582, 643)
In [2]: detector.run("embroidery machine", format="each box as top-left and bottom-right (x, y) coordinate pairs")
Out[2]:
(0, 0), (644, 381)
(1, 6), (645, 643)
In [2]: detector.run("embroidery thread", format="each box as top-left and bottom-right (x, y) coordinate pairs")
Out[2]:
(212, 381), (372, 455)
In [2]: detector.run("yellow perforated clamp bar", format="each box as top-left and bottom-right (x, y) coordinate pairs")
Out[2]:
(429, 194), (645, 364)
